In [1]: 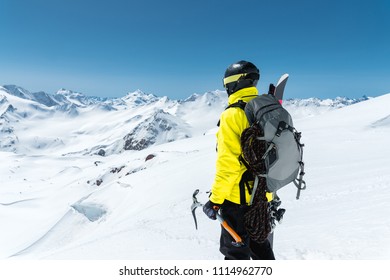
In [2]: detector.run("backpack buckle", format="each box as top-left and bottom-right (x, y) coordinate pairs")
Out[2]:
(276, 121), (289, 137)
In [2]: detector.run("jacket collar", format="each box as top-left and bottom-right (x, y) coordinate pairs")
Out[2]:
(228, 87), (258, 105)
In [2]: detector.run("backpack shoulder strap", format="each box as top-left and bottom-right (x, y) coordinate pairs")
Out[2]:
(226, 100), (247, 110)
(217, 100), (247, 127)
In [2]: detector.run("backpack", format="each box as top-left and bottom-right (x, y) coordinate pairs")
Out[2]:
(228, 94), (306, 200)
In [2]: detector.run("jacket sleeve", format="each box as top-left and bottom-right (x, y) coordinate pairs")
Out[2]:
(210, 108), (248, 204)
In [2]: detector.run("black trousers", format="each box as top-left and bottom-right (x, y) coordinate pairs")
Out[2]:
(219, 201), (275, 260)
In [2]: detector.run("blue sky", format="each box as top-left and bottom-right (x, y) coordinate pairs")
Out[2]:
(0, 0), (389, 100)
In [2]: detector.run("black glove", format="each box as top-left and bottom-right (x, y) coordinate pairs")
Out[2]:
(203, 200), (221, 220)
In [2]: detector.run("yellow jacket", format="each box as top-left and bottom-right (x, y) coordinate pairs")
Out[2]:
(210, 87), (258, 205)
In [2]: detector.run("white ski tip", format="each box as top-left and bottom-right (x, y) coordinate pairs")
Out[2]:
(276, 73), (289, 86)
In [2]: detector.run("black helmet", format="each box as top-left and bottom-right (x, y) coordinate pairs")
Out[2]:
(223, 60), (260, 95)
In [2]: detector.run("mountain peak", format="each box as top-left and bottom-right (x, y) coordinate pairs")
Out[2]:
(56, 88), (85, 97)
(122, 90), (159, 105)
(3, 85), (32, 100)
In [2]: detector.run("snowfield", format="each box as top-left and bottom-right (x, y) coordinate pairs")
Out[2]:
(1, 87), (389, 260)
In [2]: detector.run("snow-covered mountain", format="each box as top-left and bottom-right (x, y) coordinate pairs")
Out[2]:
(0, 84), (369, 156)
(283, 96), (370, 119)
(0, 85), (187, 154)
(1, 87), (389, 260)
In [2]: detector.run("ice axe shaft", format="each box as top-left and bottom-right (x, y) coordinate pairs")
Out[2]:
(216, 213), (243, 246)
(191, 189), (244, 247)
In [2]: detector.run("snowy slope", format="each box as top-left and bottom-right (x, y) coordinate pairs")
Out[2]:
(1, 87), (389, 259)
(274, 93), (390, 259)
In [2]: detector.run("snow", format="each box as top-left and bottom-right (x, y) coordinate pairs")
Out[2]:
(1, 88), (390, 260)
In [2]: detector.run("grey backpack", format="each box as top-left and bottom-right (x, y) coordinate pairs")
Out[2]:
(230, 94), (306, 199)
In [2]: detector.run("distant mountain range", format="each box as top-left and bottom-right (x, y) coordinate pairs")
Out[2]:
(0, 84), (371, 155)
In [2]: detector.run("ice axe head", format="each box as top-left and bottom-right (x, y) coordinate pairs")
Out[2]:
(191, 189), (203, 230)
(192, 189), (200, 202)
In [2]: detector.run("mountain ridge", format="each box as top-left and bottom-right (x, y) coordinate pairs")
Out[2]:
(0, 84), (379, 155)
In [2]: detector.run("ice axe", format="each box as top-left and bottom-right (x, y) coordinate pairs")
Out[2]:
(191, 189), (244, 247)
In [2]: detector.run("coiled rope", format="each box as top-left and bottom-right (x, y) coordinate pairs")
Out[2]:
(241, 125), (272, 243)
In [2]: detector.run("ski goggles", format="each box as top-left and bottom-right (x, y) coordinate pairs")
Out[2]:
(223, 72), (260, 87)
